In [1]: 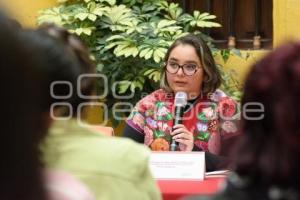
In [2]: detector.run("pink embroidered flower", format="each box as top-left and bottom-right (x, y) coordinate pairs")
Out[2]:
(156, 106), (169, 117)
(208, 132), (221, 155)
(144, 126), (154, 146)
(202, 107), (216, 119)
(154, 89), (168, 101)
(218, 97), (236, 118)
(157, 121), (162, 130)
(221, 121), (238, 133)
(164, 126), (171, 135)
(132, 113), (145, 128)
(164, 101), (173, 110)
(157, 121), (170, 133)
(150, 138), (170, 151)
(138, 95), (156, 113)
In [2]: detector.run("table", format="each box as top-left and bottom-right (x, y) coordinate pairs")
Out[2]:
(157, 177), (225, 200)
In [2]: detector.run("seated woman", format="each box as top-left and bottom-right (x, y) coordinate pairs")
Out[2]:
(188, 41), (300, 200)
(20, 24), (161, 200)
(0, 12), (94, 200)
(123, 34), (240, 171)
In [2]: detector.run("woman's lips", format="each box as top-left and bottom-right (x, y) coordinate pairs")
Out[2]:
(174, 81), (187, 86)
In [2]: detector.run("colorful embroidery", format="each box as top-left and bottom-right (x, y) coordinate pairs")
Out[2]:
(157, 121), (171, 133)
(218, 97), (236, 118)
(150, 138), (170, 151)
(209, 89), (225, 102)
(145, 109), (154, 117)
(197, 122), (208, 132)
(197, 112), (209, 122)
(197, 131), (210, 142)
(146, 117), (157, 129)
(144, 126), (154, 146)
(221, 121), (238, 133)
(156, 105), (172, 121)
(202, 106), (216, 120)
(127, 89), (240, 153)
(208, 120), (218, 132)
(132, 112), (145, 128)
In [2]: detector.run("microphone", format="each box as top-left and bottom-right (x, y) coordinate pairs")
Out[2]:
(170, 91), (187, 151)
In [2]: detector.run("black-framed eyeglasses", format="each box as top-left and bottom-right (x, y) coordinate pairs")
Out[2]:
(165, 61), (201, 76)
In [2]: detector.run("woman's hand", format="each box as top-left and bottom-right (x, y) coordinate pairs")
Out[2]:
(170, 124), (194, 151)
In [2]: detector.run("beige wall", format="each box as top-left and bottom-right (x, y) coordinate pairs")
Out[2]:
(0, 0), (56, 27)
(215, 50), (267, 84)
(273, 0), (300, 46)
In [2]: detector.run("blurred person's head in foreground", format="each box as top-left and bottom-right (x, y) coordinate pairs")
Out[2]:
(231, 41), (300, 196)
(187, 41), (300, 200)
(20, 24), (96, 119)
(0, 11), (96, 199)
(20, 24), (160, 200)
(0, 12), (48, 200)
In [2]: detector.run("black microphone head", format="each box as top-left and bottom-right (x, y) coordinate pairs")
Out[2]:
(174, 91), (187, 107)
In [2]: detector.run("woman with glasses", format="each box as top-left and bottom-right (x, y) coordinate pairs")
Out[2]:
(122, 34), (240, 171)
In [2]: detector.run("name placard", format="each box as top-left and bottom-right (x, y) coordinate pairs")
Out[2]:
(149, 152), (205, 181)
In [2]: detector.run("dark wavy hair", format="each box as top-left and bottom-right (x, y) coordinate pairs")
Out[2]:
(0, 12), (48, 200)
(235, 41), (300, 188)
(160, 34), (221, 95)
(20, 24), (96, 115)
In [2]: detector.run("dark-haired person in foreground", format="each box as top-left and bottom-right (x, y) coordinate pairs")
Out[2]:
(20, 24), (161, 200)
(122, 34), (240, 171)
(187, 41), (300, 200)
(0, 12), (94, 200)
(0, 12), (47, 200)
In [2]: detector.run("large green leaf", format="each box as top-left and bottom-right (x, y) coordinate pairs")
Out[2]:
(104, 5), (132, 24)
(38, 7), (67, 25)
(153, 47), (166, 63)
(189, 11), (221, 28)
(164, 3), (182, 20)
(118, 81), (131, 94)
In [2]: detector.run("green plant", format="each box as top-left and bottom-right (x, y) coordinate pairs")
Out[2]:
(38, 0), (242, 126)
(216, 48), (247, 101)
(217, 66), (242, 102)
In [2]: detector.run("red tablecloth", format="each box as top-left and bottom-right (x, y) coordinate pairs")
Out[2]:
(157, 177), (225, 200)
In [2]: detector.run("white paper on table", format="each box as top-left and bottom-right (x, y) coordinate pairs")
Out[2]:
(149, 152), (205, 181)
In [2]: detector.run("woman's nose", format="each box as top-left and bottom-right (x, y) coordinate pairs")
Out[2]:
(176, 67), (184, 76)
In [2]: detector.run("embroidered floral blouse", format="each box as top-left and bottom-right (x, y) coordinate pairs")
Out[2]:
(126, 89), (240, 154)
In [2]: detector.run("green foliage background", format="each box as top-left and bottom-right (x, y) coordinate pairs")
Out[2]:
(38, 0), (242, 126)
